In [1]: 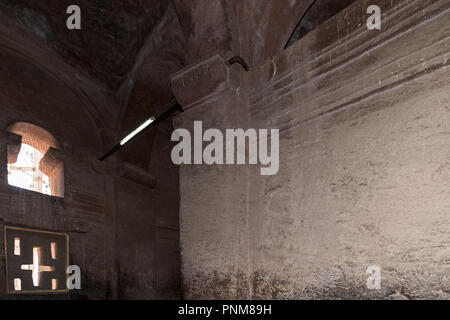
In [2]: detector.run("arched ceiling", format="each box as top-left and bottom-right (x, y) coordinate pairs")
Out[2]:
(172, 0), (316, 67)
(0, 0), (358, 90)
(0, 46), (101, 152)
(0, 0), (358, 167)
(0, 0), (171, 89)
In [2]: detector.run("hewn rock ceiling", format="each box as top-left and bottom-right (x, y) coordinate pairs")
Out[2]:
(0, 0), (171, 89)
(173, 0), (317, 67)
(287, 0), (357, 46)
(0, 0), (359, 168)
(0, 0), (357, 89)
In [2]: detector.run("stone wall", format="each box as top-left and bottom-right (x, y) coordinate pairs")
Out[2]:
(0, 9), (181, 299)
(173, 0), (450, 299)
(0, 14), (115, 298)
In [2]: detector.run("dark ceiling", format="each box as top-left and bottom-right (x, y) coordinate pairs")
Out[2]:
(0, 0), (358, 89)
(0, 0), (171, 89)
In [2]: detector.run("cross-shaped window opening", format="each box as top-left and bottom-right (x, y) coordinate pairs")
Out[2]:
(21, 247), (55, 287)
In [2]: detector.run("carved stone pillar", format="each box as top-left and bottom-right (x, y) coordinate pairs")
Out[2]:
(171, 54), (251, 299)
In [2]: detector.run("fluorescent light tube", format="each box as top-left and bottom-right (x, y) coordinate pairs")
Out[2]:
(120, 116), (155, 146)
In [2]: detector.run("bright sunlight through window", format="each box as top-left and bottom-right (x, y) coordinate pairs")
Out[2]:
(7, 144), (51, 195)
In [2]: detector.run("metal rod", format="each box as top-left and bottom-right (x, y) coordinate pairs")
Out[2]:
(228, 56), (250, 71)
(284, 0), (318, 49)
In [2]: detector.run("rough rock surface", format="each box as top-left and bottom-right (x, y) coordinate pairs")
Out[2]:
(173, 0), (450, 299)
(0, 0), (171, 88)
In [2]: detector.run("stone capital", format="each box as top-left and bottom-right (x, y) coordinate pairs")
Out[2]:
(170, 54), (238, 111)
